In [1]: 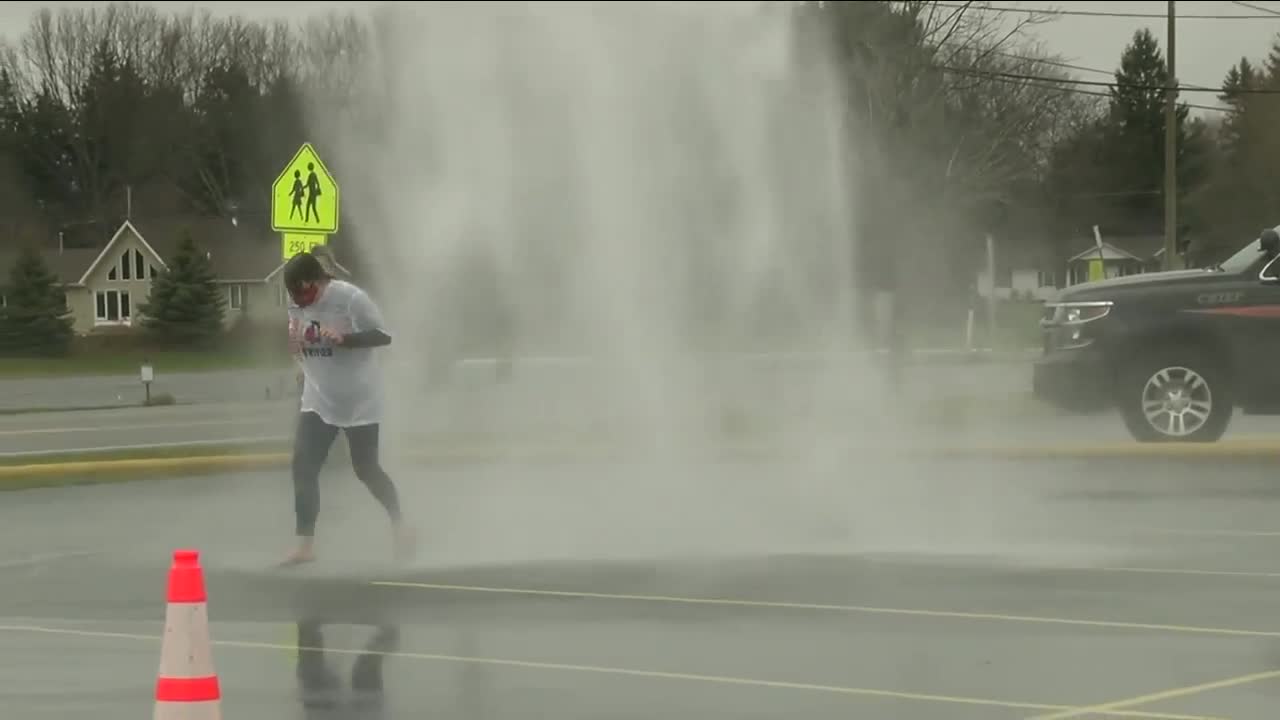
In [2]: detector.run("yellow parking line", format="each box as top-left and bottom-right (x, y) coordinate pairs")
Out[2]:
(1027, 667), (1280, 720)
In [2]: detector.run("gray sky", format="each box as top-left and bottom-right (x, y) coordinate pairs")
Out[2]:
(1014, 1), (1280, 108)
(0, 1), (1275, 115)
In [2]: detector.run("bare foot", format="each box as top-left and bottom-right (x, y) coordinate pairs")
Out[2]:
(280, 541), (316, 567)
(393, 524), (417, 562)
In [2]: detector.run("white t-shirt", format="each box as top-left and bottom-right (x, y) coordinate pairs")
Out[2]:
(287, 280), (389, 428)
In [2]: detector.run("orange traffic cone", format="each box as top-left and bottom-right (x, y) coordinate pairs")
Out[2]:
(154, 549), (222, 720)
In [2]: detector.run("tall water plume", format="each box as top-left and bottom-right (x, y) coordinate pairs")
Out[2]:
(307, 1), (876, 455)
(278, 1), (1099, 569)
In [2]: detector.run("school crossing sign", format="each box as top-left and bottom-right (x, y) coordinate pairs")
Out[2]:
(272, 143), (340, 259)
(272, 143), (339, 233)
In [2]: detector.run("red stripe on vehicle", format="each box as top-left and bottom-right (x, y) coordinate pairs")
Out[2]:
(1185, 305), (1280, 318)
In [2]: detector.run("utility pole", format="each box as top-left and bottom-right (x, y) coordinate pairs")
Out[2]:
(1163, 0), (1178, 270)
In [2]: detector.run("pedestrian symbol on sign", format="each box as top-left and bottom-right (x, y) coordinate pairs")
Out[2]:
(272, 143), (339, 235)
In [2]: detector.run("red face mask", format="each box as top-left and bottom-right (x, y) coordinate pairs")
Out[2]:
(290, 284), (319, 308)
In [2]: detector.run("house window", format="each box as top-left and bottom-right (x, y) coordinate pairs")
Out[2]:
(108, 249), (152, 282)
(0, 295), (6, 308)
(1037, 271), (1054, 288)
(229, 284), (246, 310)
(94, 289), (131, 325)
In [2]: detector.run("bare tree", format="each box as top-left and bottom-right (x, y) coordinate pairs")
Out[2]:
(792, 0), (1090, 353)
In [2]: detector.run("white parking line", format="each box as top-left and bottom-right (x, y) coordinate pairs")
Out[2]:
(0, 550), (104, 569)
(1141, 528), (1280, 538)
(369, 581), (1280, 640)
(0, 623), (1217, 719)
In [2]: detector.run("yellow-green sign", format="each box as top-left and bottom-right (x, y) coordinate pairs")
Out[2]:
(282, 233), (328, 260)
(272, 143), (339, 235)
(1088, 258), (1104, 282)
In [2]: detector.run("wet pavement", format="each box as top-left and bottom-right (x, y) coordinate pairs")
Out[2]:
(7, 387), (1280, 458)
(0, 351), (1034, 412)
(0, 353), (1062, 457)
(4, 457), (1280, 718)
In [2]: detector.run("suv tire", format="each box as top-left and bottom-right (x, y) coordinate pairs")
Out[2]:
(1118, 348), (1233, 443)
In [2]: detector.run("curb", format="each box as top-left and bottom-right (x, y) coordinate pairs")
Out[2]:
(0, 452), (290, 479)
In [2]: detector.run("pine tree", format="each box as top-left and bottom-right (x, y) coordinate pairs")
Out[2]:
(0, 245), (74, 356)
(138, 230), (226, 345)
(1186, 47), (1280, 260)
(1091, 29), (1208, 236)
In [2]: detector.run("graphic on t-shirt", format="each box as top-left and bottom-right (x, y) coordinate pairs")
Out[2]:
(300, 320), (334, 357)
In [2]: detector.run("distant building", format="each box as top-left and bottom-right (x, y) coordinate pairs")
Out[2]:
(1064, 233), (1165, 286)
(975, 240), (1057, 302)
(0, 217), (350, 335)
(977, 232), (1175, 301)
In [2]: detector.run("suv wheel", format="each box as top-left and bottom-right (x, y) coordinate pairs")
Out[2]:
(1119, 351), (1233, 443)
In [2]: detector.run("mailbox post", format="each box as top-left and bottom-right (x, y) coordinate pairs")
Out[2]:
(141, 360), (154, 405)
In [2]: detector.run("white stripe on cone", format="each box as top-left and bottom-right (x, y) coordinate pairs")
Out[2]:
(155, 590), (221, 719)
(158, 603), (217, 678)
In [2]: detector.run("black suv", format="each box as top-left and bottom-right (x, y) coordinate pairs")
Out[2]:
(1033, 229), (1280, 443)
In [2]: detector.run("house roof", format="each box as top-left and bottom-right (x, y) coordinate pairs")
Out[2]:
(263, 245), (351, 282)
(1067, 241), (1141, 263)
(127, 216), (287, 281)
(0, 246), (100, 286)
(76, 220), (169, 285)
(1068, 233), (1169, 262)
(0, 215), (345, 287)
(0, 219), (100, 286)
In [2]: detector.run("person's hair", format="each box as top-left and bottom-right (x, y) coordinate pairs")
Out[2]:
(282, 251), (331, 291)
(311, 245), (340, 276)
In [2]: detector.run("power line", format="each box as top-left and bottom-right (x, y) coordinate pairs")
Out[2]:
(987, 49), (1218, 93)
(939, 64), (1280, 95)
(1231, 1), (1280, 17)
(963, 68), (1226, 112)
(929, 2), (1280, 20)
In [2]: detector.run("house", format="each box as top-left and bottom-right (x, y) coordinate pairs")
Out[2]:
(976, 232), (1182, 300)
(975, 241), (1058, 302)
(0, 217), (349, 335)
(1064, 233), (1166, 286)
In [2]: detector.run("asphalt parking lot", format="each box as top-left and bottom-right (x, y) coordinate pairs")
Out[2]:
(4, 456), (1280, 719)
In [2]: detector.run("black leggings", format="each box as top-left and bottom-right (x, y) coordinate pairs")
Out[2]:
(292, 411), (402, 537)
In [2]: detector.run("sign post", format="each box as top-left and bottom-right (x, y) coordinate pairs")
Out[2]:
(272, 143), (340, 260)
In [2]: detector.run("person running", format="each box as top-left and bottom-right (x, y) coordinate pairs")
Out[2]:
(282, 251), (414, 566)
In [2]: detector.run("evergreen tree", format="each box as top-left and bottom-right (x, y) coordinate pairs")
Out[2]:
(1049, 29), (1210, 246)
(1218, 57), (1262, 157)
(1100, 28), (1207, 234)
(1184, 46), (1280, 262)
(138, 230), (226, 345)
(0, 246), (74, 356)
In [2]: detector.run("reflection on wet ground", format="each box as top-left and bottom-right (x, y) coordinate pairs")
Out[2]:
(6, 462), (1280, 719)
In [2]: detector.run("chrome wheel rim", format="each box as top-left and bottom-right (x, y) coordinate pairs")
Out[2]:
(1141, 366), (1212, 438)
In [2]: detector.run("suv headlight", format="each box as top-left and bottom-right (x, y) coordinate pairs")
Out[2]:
(1042, 301), (1113, 349)
(1044, 301), (1113, 326)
